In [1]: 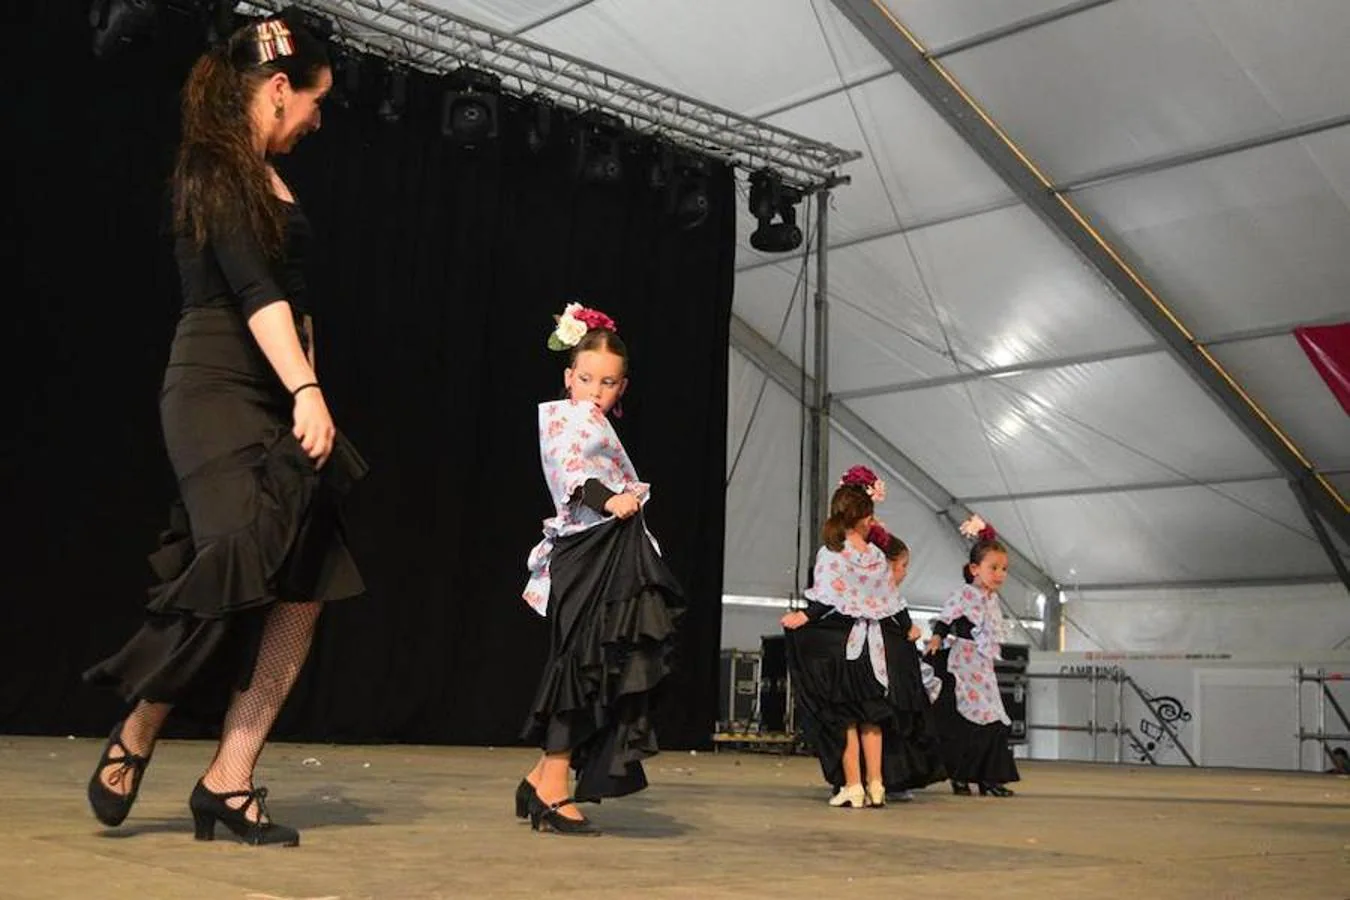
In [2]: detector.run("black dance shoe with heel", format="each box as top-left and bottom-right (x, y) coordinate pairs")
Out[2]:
(515, 779), (538, 819)
(951, 780), (972, 796)
(189, 781), (300, 846)
(87, 721), (152, 827)
(979, 783), (1015, 797)
(529, 795), (601, 836)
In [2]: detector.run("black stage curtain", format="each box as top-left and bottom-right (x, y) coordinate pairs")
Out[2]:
(4, 4), (732, 749)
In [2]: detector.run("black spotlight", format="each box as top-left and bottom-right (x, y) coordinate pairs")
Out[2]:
(525, 94), (554, 154)
(666, 154), (711, 231)
(377, 69), (407, 124)
(202, 0), (234, 44)
(574, 110), (626, 185)
(328, 48), (361, 111)
(89, 0), (160, 59)
(748, 168), (803, 252)
(441, 68), (500, 147)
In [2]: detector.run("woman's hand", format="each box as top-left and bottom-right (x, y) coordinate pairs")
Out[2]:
(604, 492), (641, 519)
(908, 624), (922, 642)
(293, 388), (335, 468)
(924, 635), (943, 656)
(780, 611), (809, 630)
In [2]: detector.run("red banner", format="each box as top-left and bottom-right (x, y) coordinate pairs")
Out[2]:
(1295, 323), (1350, 416)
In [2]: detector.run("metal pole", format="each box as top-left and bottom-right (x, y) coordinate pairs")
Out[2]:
(1319, 668), (1327, 767)
(1090, 666), (1099, 762)
(808, 191), (832, 538)
(1115, 670), (1125, 764)
(1295, 665), (1303, 772)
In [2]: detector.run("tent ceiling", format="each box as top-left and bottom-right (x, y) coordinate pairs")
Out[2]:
(425, 0), (1350, 603)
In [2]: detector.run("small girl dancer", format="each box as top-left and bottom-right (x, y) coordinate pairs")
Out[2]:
(782, 466), (945, 808)
(925, 515), (1020, 797)
(516, 303), (683, 835)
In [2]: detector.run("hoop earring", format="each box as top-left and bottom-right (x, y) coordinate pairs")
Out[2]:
(274, 103), (284, 120)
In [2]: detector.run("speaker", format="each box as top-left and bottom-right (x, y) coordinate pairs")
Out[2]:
(717, 649), (760, 732)
(759, 635), (789, 733)
(996, 643), (1029, 744)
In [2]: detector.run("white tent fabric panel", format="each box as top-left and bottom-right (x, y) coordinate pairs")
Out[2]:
(929, 0), (1350, 182)
(979, 479), (1334, 588)
(766, 74), (1015, 230)
(876, 204), (1157, 371)
(724, 349), (813, 597)
(524, 0), (889, 117)
(1209, 337), (1350, 472)
(732, 262), (814, 372)
(1062, 583), (1350, 653)
(443, 0), (576, 32)
(1071, 126), (1350, 339)
(881, 0), (1083, 50)
(849, 353), (1278, 500)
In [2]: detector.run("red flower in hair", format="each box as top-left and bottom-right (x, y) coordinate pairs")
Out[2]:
(840, 465), (887, 502)
(866, 523), (891, 551)
(573, 307), (617, 333)
(840, 465), (878, 489)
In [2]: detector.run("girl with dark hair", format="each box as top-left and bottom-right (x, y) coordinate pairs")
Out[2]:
(924, 515), (1021, 797)
(782, 467), (945, 807)
(83, 12), (364, 847)
(516, 303), (684, 836)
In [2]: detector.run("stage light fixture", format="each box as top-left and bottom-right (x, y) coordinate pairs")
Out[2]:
(441, 68), (500, 147)
(666, 154), (711, 231)
(89, 0), (160, 59)
(328, 49), (361, 111)
(748, 168), (803, 253)
(525, 95), (553, 154)
(377, 69), (407, 124)
(574, 110), (626, 185)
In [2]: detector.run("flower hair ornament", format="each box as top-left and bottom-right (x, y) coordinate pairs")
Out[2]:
(865, 522), (891, 551)
(547, 302), (618, 351)
(839, 464), (886, 504)
(958, 513), (998, 543)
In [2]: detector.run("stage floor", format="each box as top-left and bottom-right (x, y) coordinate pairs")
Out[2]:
(2, 736), (1347, 899)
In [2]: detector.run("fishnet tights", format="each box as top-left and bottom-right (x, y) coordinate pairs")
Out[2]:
(201, 601), (322, 821)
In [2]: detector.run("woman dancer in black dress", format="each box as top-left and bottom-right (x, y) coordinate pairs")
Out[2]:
(83, 12), (364, 847)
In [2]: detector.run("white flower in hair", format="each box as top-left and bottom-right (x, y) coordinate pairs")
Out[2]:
(551, 303), (588, 349)
(958, 514), (987, 539)
(869, 479), (887, 504)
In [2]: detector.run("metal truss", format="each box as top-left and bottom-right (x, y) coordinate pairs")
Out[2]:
(236, 0), (860, 188)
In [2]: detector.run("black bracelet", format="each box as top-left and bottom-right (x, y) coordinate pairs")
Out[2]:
(292, 382), (320, 397)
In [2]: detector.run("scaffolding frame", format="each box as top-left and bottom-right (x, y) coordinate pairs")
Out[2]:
(236, 0), (860, 189)
(1295, 667), (1350, 771)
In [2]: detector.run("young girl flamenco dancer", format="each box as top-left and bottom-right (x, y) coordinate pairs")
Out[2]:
(924, 515), (1020, 797)
(516, 304), (683, 836)
(782, 466), (945, 808)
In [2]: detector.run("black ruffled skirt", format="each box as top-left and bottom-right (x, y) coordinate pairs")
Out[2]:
(787, 615), (946, 792)
(84, 307), (366, 721)
(521, 513), (683, 802)
(927, 648), (1020, 784)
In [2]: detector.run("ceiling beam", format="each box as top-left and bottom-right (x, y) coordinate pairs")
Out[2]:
(1072, 574), (1343, 593)
(511, 0), (598, 36)
(830, 0), (1350, 555)
(1060, 113), (1350, 193)
(927, 0), (1119, 59)
(958, 472), (1284, 505)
